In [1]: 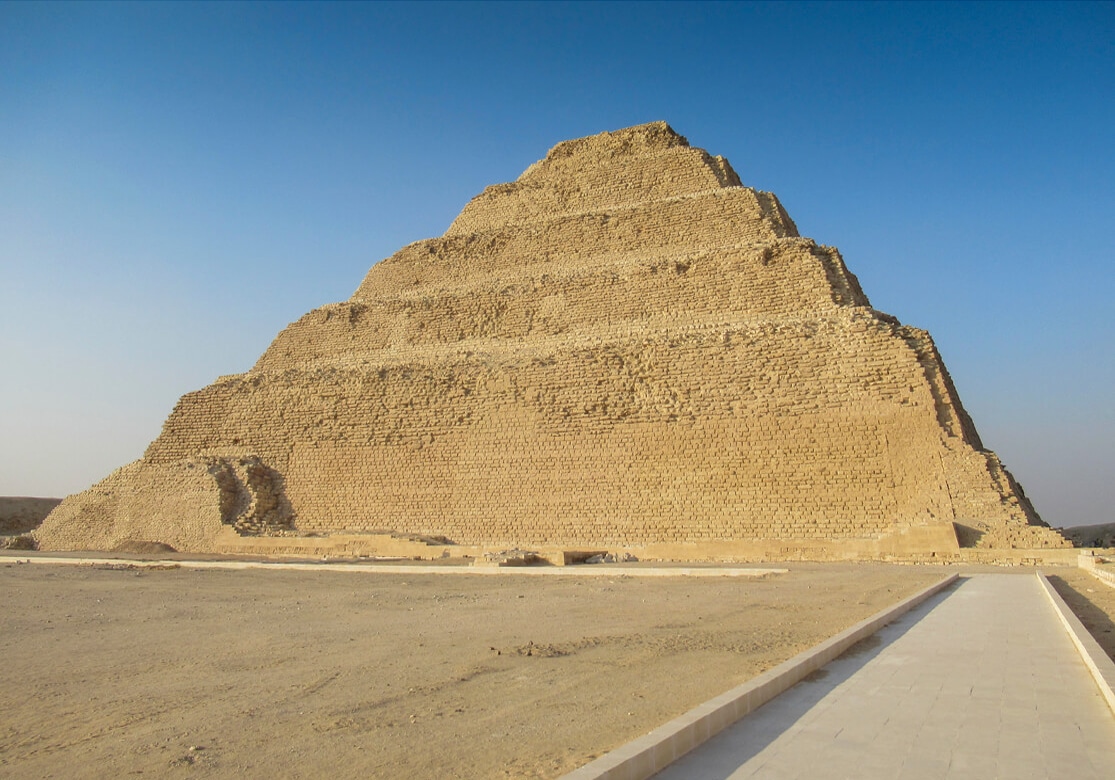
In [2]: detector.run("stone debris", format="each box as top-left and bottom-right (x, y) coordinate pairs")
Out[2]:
(0, 535), (36, 551)
(33, 122), (1069, 557)
(477, 549), (547, 567)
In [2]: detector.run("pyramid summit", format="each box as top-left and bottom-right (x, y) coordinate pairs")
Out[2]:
(36, 122), (1069, 560)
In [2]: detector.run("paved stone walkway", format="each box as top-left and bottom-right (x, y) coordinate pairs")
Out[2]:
(654, 575), (1115, 779)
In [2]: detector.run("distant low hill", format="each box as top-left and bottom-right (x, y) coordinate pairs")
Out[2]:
(0, 497), (61, 535)
(1058, 523), (1115, 549)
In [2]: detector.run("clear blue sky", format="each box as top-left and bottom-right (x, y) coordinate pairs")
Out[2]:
(2, 1), (1112, 527)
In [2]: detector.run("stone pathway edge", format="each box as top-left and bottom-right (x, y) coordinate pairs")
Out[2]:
(559, 572), (960, 780)
(1037, 571), (1115, 716)
(0, 553), (785, 578)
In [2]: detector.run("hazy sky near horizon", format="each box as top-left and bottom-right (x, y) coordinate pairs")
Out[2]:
(2, 1), (1112, 527)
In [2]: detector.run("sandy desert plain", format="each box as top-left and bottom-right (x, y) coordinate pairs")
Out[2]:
(0, 552), (1112, 780)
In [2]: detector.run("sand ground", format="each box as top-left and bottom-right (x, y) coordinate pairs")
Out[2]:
(3, 561), (1112, 779)
(1, 560), (951, 779)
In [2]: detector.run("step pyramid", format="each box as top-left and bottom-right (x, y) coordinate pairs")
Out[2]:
(36, 122), (1068, 557)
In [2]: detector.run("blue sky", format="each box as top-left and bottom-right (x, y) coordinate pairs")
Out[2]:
(2, 1), (1112, 527)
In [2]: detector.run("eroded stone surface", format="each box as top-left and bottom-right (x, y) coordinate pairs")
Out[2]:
(35, 122), (1068, 555)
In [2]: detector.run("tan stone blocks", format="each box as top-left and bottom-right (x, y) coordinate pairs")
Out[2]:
(34, 122), (1064, 555)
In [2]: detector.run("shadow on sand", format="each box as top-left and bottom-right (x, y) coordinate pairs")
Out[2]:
(1047, 574), (1115, 660)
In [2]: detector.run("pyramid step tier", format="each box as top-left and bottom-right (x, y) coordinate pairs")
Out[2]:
(156, 310), (979, 472)
(447, 143), (746, 234)
(355, 187), (799, 299)
(263, 241), (868, 371)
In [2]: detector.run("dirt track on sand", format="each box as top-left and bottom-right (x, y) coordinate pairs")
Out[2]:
(0, 562), (943, 778)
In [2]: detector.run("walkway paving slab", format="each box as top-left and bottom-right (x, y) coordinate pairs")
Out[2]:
(653, 574), (1115, 779)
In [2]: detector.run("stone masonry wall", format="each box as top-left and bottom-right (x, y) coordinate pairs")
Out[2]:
(35, 122), (1067, 554)
(258, 241), (866, 372)
(354, 187), (801, 301)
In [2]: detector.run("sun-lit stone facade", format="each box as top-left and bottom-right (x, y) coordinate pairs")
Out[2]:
(36, 122), (1068, 556)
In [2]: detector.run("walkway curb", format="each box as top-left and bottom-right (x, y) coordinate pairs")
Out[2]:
(0, 553), (785, 578)
(1037, 572), (1115, 716)
(560, 572), (959, 780)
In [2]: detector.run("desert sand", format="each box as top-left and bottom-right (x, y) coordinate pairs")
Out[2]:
(2, 560), (949, 779)
(1048, 566), (1115, 659)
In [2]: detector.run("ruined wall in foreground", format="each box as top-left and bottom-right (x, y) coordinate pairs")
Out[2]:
(35, 122), (1068, 554)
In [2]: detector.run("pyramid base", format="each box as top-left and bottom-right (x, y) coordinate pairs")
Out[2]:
(205, 523), (1080, 567)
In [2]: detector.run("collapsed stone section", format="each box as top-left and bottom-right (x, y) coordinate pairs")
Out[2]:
(35, 121), (1068, 555)
(207, 456), (295, 535)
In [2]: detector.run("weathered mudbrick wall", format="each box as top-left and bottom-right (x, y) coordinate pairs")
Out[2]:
(36, 122), (1068, 554)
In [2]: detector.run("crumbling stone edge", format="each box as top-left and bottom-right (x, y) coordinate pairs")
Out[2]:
(1037, 572), (1115, 717)
(559, 572), (960, 780)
